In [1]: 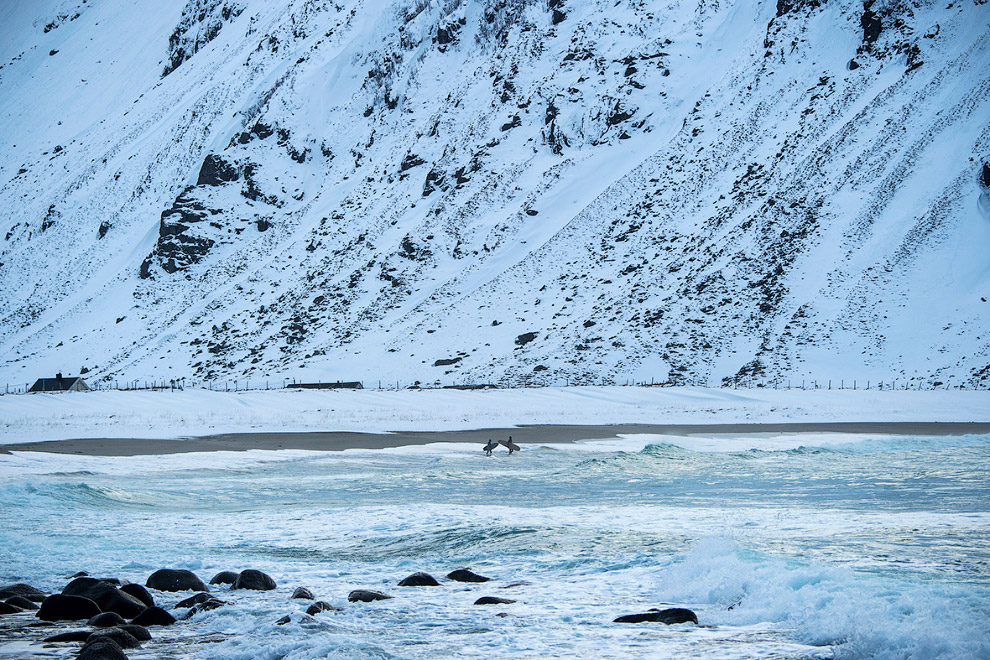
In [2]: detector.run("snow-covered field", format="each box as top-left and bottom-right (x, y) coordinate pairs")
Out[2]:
(1, 385), (988, 444)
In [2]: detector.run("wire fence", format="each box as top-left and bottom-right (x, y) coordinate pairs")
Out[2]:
(1, 375), (985, 396)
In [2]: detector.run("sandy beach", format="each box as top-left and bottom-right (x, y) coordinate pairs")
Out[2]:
(4, 421), (990, 456)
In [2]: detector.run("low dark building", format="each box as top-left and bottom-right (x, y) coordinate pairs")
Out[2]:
(293, 381), (363, 390)
(29, 373), (90, 393)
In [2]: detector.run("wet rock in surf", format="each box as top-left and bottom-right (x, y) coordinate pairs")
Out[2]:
(77, 637), (129, 660)
(474, 596), (516, 605)
(45, 630), (93, 642)
(0, 602), (22, 614)
(447, 569), (491, 583)
(291, 587), (314, 600)
(209, 571), (238, 585)
(70, 571), (90, 578)
(87, 627), (142, 649)
(398, 572), (440, 587)
(119, 584), (154, 608)
(275, 614), (291, 625)
(232, 569), (277, 590)
(37, 594), (101, 621)
(63, 578), (145, 618)
(613, 607), (698, 624)
(182, 598), (227, 618)
(5, 596), (39, 610)
(146, 569), (208, 592)
(89, 611), (127, 627)
(0, 583), (47, 602)
(130, 606), (176, 626)
(347, 590), (392, 603)
(306, 601), (340, 615)
(118, 624), (151, 641)
(175, 592), (214, 609)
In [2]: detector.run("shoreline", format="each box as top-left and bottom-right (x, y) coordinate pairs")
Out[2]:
(3, 421), (990, 456)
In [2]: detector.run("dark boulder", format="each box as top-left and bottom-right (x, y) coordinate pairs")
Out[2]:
(981, 162), (990, 189)
(613, 607), (698, 625)
(232, 569), (276, 591)
(118, 584), (154, 608)
(275, 614), (291, 625)
(130, 606), (175, 627)
(474, 596), (516, 605)
(0, 602), (21, 614)
(446, 569), (491, 583)
(87, 627), (142, 649)
(0, 583), (46, 602)
(347, 590), (392, 603)
(89, 612), (127, 627)
(398, 572), (439, 587)
(118, 624), (152, 641)
(291, 587), (314, 600)
(70, 571), (90, 578)
(77, 637), (129, 660)
(63, 578), (145, 618)
(861, 7), (881, 45)
(37, 594), (101, 621)
(145, 569), (208, 592)
(175, 592), (214, 609)
(5, 596), (39, 610)
(209, 571), (238, 585)
(44, 630), (93, 642)
(305, 601), (340, 615)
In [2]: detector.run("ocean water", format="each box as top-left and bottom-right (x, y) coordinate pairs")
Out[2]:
(1, 433), (989, 659)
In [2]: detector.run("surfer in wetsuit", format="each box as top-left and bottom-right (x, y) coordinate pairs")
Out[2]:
(483, 439), (498, 456)
(498, 436), (520, 454)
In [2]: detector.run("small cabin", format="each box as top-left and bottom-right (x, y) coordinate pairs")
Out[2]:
(29, 373), (90, 393)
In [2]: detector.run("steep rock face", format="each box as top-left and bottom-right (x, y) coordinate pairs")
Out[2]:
(0, 0), (988, 387)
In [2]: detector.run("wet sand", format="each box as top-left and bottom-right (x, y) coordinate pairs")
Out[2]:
(3, 422), (990, 456)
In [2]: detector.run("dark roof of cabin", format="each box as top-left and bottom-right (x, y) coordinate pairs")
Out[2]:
(29, 377), (87, 392)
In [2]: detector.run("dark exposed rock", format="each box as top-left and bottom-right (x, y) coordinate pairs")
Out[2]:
(70, 572), (90, 578)
(5, 596), (39, 610)
(474, 596), (516, 605)
(63, 578), (145, 618)
(0, 583), (46, 602)
(422, 167), (445, 196)
(175, 592), (214, 609)
(37, 594), (101, 621)
(145, 569), (208, 592)
(118, 584), (154, 608)
(88, 611), (127, 627)
(162, 0), (244, 76)
(291, 587), (314, 600)
(981, 162), (990, 189)
(209, 571), (238, 585)
(398, 572), (440, 587)
(45, 630), (93, 642)
(515, 332), (537, 346)
(400, 153), (425, 172)
(197, 154), (240, 186)
(306, 601), (340, 615)
(77, 637), (129, 660)
(434, 357), (462, 367)
(861, 4), (881, 45)
(501, 114), (521, 131)
(848, 58), (860, 70)
(0, 602), (21, 614)
(275, 614), (291, 625)
(446, 569), (491, 583)
(613, 607), (698, 625)
(347, 590), (392, 603)
(130, 606), (176, 627)
(87, 627), (142, 649)
(551, 9), (566, 24)
(232, 569), (276, 591)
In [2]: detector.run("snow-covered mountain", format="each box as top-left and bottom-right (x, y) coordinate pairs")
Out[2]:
(1, 0), (988, 388)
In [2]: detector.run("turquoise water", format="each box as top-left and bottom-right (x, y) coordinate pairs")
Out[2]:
(1, 433), (988, 659)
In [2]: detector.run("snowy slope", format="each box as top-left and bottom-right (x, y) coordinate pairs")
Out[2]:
(0, 0), (988, 388)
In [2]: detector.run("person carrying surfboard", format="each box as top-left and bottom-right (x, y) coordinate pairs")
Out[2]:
(498, 436), (521, 454)
(483, 439), (498, 456)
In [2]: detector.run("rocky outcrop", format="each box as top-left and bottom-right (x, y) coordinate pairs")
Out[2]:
(118, 584), (154, 608)
(4, 596), (39, 610)
(130, 606), (176, 627)
(347, 590), (392, 603)
(174, 593), (214, 609)
(305, 601), (340, 615)
(474, 596), (515, 605)
(209, 571), (238, 585)
(291, 587), (314, 600)
(63, 578), (145, 618)
(87, 627), (142, 649)
(0, 583), (46, 602)
(77, 637), (129, 660)
(88, 612), (127, 627)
